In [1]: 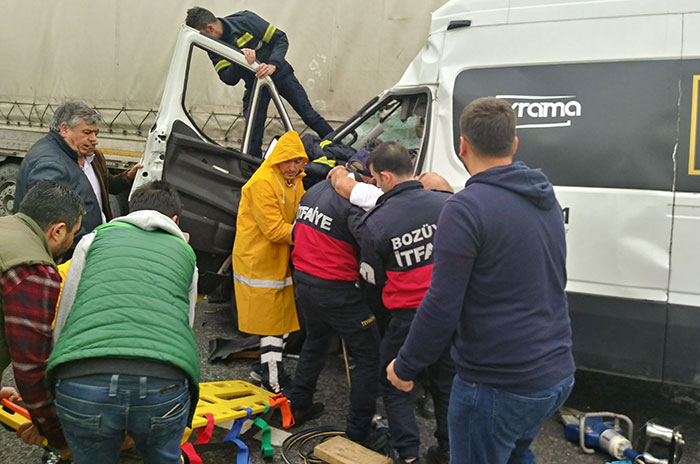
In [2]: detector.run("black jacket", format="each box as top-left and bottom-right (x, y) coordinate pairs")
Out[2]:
(359, 181), (450, 310)
(15, 132), (105, 245)
(209, 10), (293, 86)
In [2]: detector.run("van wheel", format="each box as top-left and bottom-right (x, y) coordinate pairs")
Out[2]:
(0, 162), (20, 217)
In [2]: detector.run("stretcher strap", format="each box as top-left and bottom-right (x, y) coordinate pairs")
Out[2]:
(195, 414), (215, 445)
(224, 408), (252, 464)
(181, 443), (203, 464)
(269, 393), (295, 429)
(253, 413), (273, 458)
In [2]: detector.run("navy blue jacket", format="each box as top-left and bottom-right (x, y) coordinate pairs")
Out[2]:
(291, 180), (364, 287)
(209, 11), (293, 87)
(359, 181), (450, 310)
(394, 162), (575, 394)
(14, 131), (103, 245)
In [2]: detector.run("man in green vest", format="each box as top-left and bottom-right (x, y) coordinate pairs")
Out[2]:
(0, 180), (85, 457)
(47, 180), (200, 464)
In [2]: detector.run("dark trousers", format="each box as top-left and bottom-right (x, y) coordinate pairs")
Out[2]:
(243, 67), (333, 157)
(380, 309), (455, 459)
(290, 281), (380, 442)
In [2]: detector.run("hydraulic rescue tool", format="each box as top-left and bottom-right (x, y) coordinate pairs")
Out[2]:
(560, 408), (684, 464)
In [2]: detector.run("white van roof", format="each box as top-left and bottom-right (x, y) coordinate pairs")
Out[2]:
(430, 0), (700, 34)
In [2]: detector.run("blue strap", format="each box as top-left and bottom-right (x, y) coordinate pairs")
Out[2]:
(223, 408), (253, 464)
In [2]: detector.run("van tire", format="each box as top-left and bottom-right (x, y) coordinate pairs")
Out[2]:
(0, 162), (20, 217)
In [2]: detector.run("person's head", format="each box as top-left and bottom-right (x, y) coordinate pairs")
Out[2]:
(18, 181), (85, 259)
(458, 97), (518, 175)
(418, 172), (453, 193)
(50, 102), (102, 158)
(367, 141), (414, 192)
(186, 7), (223, 38)
(346, 150), (374, 183)
(129, 181), (182, 222)
(268, 131), (308, 181)
(277, 158), (306, 181)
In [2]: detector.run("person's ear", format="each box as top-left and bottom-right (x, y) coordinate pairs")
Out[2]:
(171, 214), (179, 224)
(59, 123), (69, 138)
(511, 136), (519, 156)
(459, 136), (469, 160)
(45, 222), (66, 244)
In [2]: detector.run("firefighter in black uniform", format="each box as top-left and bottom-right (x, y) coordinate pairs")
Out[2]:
(287, 152), (381, 443)
(359, 142), (454, 464)
(185, 7), (333, 157)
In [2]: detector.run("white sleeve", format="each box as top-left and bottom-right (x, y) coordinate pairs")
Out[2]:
(349, 183), (383, 211)
(53, 233), (95, 343)
(188, 266), (199, 327)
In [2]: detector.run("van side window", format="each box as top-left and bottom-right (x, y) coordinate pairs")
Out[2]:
(339, 94), (428, 166)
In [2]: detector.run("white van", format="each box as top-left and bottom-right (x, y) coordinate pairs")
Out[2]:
(133, 0), (700, 386)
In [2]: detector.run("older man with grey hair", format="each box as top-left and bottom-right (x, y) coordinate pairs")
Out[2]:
(14, 101), (140, 254)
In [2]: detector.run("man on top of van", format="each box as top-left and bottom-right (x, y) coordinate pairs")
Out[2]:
(185, 7), (333, 158)
(387, 98), (575, 464)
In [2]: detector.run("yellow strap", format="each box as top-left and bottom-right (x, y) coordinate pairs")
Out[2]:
(312, 156), (337, 168)
(262, 24), (276, 43)
(319, 140), (332, 149)
(237, 32), (253, 47)
(215, 59), (232, 72)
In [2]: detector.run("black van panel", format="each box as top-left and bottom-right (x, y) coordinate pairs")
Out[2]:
(451, 60), (700, 192)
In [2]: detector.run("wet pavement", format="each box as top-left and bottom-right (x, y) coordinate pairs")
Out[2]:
(1, 299), (698, 463)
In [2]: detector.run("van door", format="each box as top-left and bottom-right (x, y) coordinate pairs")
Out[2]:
(133, 26), (293, 293)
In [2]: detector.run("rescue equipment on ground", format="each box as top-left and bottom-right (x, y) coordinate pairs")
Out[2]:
(181, 380), (294, 463)
(560, 408), (684, 464)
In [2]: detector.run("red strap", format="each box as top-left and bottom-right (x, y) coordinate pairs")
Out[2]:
(195, 414), (215, 445)
(269, 394), (295, 429)
(181, 443), (203, 464)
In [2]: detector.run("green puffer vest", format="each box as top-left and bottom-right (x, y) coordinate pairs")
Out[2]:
(47, 220), (200, 394)
(0, 214), (55, 373)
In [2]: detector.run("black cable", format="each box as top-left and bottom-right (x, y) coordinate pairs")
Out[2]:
(280, 425), (397, 464)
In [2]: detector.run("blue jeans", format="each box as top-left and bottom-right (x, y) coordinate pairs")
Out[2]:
(54, 374), (190, 464)
(448, 374), (575, 464)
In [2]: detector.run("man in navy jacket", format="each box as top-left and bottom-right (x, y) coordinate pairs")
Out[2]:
(186, 7), (333, 157)
(387, 98), (575, 464)
(361, 142), (454, 464)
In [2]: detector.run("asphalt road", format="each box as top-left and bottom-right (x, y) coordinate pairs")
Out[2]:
(1, 299), (698, 464)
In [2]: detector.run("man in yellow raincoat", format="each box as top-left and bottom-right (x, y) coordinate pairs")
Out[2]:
(233, 131), (308, 393)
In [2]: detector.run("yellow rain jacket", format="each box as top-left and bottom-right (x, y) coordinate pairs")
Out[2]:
(233, 132), (308, 335)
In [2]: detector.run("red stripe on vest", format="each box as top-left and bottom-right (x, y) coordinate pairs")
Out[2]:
(292, 223), (359, 281)
(383, 265), (434, 310)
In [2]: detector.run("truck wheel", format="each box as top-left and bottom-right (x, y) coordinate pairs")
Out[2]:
(0, 162), (20, 217)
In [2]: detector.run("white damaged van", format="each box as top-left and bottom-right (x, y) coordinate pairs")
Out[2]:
(134, 0), (700, 386)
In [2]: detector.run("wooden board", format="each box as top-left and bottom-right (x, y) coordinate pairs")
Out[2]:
(314, 436), (392, 464)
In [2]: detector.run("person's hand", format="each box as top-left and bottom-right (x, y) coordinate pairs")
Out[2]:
(327, 165), (347, 181)
(125, 163), (143, 181)
(0, 386), (19, 401)
(328, 166), (358, 200)
(386, 359), (414, 392)
(57, 448), (72, 461)
(242, 48), (256, 64)
(121, 435), (135, 450)
(255, 63), (277, 79)
(16, 422), (45, 447)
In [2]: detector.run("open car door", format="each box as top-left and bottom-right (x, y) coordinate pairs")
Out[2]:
(132, 26), (293, 293)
